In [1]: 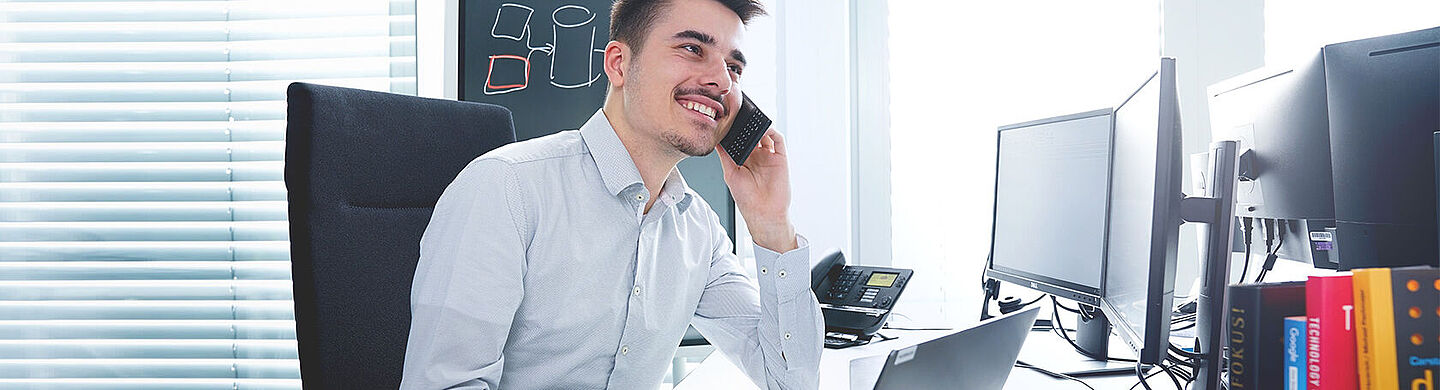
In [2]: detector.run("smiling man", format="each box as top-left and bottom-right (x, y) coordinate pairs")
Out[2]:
(398, 0), (823, 389)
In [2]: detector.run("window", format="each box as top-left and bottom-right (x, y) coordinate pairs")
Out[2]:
(0, 0), (415, 387)
(886, 1), (1159, 325)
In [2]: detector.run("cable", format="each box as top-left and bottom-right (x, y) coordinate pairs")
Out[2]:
(1256, 218), (1275, 282)
(1054, 300), (1083, 314)
(1158, 360), (1185, 389)
(1015, 360), (1097, 390)
(1157, 359), (1192, 388)
(1049, 296), (1138, 363)
(1169, 343), (1202, 359)
(1237, 217), (1255, 283)
(1133, 361), (1157, 390)
(1256, 220), (1287, 282)
(1023, 294), (1046, 306)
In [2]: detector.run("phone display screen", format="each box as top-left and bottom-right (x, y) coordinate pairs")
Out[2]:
(865, 272), (898, 287)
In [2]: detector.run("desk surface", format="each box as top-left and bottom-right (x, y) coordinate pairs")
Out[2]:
(676, 328), (1193, 390)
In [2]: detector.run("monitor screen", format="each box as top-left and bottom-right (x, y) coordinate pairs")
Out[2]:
(1101, 57), (1182, 365)
(989, 109), (1112, 304)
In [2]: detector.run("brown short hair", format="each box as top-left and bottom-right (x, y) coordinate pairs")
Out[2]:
(610, 0), (766, 52)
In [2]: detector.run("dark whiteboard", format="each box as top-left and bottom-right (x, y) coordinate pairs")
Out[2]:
(459, 0), (736, 239)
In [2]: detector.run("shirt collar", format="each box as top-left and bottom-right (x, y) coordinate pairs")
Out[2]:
(580, 109), (695, 214)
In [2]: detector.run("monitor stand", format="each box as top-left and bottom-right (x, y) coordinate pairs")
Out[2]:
(1019, 307), (1141, 377)
(1182, 141), (1241, 390)
(1073, 304), (1109, 360)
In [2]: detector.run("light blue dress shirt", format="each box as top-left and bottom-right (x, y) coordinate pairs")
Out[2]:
(400, 110), (823, 389)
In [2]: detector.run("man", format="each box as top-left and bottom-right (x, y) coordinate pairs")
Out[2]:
(399, 0), (823, 388)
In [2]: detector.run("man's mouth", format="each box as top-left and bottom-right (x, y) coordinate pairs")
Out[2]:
(677, 98), (719, 121)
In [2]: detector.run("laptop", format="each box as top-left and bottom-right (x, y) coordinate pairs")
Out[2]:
(850, 306), (1041, 390)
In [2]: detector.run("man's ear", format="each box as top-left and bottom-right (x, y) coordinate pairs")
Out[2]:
(602, 41), (628, 89)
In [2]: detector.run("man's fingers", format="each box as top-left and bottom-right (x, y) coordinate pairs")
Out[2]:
(765, 128), (786, 155)
(715, 145), (748, 180)
(760, 132), (776, 153)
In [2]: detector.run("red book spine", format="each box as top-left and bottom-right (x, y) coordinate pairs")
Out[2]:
(1307, 274), (1358, 390)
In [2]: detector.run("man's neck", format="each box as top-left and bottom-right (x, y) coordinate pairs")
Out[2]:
(601, 106), (684, 212)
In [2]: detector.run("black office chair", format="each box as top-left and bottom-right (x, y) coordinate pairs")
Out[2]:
(284, 82), (516, 389)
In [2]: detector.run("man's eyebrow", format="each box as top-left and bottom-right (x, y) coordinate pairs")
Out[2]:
(730, 49), (747, 66)
(673, 30), (715, 45)
(673, 30), (747, 66)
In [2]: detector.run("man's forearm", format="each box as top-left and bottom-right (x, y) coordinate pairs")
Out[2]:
(750, 239), (822, 389)
(748, 217), (798, 254)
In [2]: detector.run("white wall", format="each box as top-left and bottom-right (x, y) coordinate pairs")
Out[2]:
(1161, 0), (1266, 301)
(769, 0), (854, 261)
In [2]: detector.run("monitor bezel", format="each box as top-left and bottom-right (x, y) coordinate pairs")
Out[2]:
(1098, 57), (1183, 365)
(985, 108), (1115, 307)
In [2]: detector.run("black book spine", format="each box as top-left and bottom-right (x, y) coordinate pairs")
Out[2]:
(1227, 284), (1261, 390)
(1226, 282), (1308, 390)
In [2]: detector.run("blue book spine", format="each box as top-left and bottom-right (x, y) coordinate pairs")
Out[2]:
(1284, 316), (1309, 390)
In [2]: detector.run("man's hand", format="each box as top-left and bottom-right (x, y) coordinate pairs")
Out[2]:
(716, 128), (798, 253)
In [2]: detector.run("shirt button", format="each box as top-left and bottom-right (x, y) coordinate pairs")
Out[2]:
(632, 285), (641, 295)
(635, 194), (645, 201)
(784, 332), (792, 340)
(620, 345), (629, 355)
(760, 267), (768, 275)
(778, 270), (788, 278)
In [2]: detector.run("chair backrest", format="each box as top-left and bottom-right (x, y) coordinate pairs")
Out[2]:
(284, 82), (515, 389)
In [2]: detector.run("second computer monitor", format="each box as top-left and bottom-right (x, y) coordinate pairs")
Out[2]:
(1100, 57), (1183, 365)
(986, 109), (1113, 306)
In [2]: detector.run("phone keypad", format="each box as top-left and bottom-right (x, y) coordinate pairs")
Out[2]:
(723, 95), (771, 165)
(825, 269), (864, 301)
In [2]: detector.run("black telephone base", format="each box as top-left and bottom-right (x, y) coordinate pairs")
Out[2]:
(822, 332), (874, 349)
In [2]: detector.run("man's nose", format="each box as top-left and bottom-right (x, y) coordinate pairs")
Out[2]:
(699, 60), (732, 99)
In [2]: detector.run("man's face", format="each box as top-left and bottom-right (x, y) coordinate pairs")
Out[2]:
(619, 0), (747, 157)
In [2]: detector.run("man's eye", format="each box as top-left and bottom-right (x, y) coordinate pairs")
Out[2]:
(682, 44), (701, 54)
(727, 64), (743, 75)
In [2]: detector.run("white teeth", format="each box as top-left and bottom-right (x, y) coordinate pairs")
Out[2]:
(682, 101), (716, 119)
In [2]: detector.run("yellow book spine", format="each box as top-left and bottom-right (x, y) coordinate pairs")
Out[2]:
(1368, 269), (1398, 390)
(1354, 269), (1375, 390)
(1352, 268), (1399, 390)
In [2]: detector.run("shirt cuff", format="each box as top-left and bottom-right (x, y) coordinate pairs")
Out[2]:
(752, 234), (811, 300)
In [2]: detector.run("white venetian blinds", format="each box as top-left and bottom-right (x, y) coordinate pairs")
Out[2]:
(0, 0), (415, 387)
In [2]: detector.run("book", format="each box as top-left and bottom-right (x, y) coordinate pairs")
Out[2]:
(1227, 281), (1307, 390)
(1286, 316), (1309, 390)
(1306, 274), (1358, 390)
(1352, 266), (1439, 390)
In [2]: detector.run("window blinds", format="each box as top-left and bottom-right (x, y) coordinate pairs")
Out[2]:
(0, 0), (416, 387)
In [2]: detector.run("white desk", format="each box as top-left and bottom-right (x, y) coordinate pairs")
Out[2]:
(675, 328), (1194, 390)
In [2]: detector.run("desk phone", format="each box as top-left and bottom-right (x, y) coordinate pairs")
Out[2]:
(810, 251), (914, 349)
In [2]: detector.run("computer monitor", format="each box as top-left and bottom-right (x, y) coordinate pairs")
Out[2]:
(986, 109), (1113, 307)
(1321, 26), (1439, 268)
(1100, 57), (1182, 365)
(1208, 52), (1338, 268)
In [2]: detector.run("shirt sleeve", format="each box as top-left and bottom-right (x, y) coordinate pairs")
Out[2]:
(690, 214), (824, 390)
(400, 157), (529, 390)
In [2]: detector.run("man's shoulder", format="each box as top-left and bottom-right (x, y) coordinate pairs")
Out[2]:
(475, 129), (588, 166)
